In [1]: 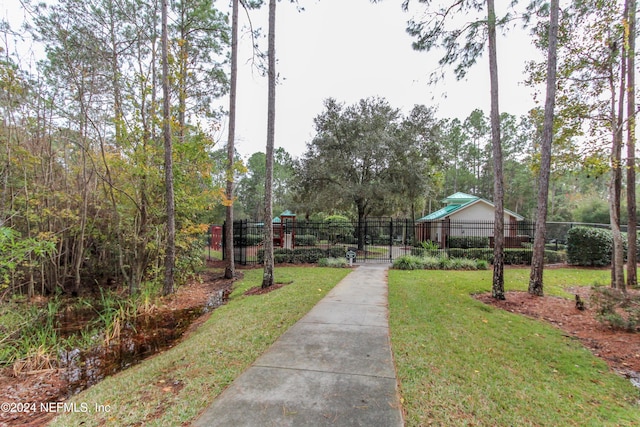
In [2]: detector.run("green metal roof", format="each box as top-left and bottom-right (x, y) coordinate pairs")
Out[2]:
(442, 192), (478, 204)
(418, 192), (524, 222)
(418, 202), (470, 221)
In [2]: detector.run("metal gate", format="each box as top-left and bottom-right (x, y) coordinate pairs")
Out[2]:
(222, 218), (417, 265)
(353, 218), (416, 263)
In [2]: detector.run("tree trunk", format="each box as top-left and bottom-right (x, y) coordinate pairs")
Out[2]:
(162, 0), (176, 295)
(262, 0), (276, 289)
(626, 0), (637, 288)
(529, 0), (559, 296)
(487, 0), (505, 300)
(224, 0), (239, 280)
(609, 28), (625, 291)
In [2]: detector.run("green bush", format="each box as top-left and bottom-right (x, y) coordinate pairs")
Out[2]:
(448, 248), (493, 262)
(567, 227), (612, 266)
(449, 257), (480, 270)
(393, 255), (486, 271)
(258, 247), (347, 264)
(590, 286), (640, 332)
(422, 256), (441, 270)
(244, 234), (263, 246)
(476, 259), (489, 270)
(373, 234), (391, 245)
(392, 255), (426, 270)
(317, 257), (348, 268)
(544, 250), (567, 264)
(503, 249), (533, 265)
(448, 236), (490, 249)
(446, 248), (564, 265)
(294, 234), (317, 246)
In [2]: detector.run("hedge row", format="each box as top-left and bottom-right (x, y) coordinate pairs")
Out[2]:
(409, 247), (565, 265)
(448, 236), (490, 249)
(257, 247), (347, 264)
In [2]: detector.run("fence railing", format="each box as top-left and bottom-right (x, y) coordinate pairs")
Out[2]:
(216, 219), (613, 265)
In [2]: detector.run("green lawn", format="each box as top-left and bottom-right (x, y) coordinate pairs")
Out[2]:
(48, 265), (640, 426)
(389, 268), (640, 426)
(49, 267), (351, 427)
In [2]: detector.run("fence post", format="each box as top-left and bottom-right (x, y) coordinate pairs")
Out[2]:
(389, 219), (393, 262)
(221, 221), (226, 261)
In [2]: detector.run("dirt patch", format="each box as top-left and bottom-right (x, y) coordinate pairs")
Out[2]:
(475, 288), (640, 382)
(0, 264), (234, 427)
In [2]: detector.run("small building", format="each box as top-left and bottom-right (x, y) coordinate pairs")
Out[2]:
(416, 192), (526, 248)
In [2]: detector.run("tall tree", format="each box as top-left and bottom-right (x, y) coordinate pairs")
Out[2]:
(296, 97), (402, 247)
(262, 0), (276, 288)
(625, 0), (637, 288)
(161, 0), (176, 295)
(401, 0), (512, 295)
(224, 0), (239, 280)
(487, 0), (505, 300)
(529, 0), (560, 296)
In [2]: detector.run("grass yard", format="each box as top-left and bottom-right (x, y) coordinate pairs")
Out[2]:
(389, 268), (640, 426)
(48, 267), (350, 427)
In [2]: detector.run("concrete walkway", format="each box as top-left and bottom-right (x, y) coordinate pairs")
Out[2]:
(192, 264), (404, 427)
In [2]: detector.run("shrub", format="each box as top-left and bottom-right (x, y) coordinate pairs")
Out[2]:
(324, 215), (355, 243)
(544, 250), (567, 264)
(318, 257), (348, 268)
(567, 227), (612, 267)
(438, 257), (452, 269)
(294, 234), (317, 246)
(422, 256), (441, 270)
(244, 234), (263, 246)
(476, 259), (489, 270)
(448, 248), (493, 262)
(392, 255), (426, 270)
(448, 236), (490, 249)
(258, 247), (347, 264)
(590, 286), (640, 332)
(449, 258), (479, 270)
(412, 241), (441, 257)
(503, 249), (533, 265)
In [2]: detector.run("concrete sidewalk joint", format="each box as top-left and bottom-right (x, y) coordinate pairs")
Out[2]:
(193, 264), (404, 427)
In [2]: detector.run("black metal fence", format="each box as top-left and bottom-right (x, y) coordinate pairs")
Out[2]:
(219, 219), (611, 265)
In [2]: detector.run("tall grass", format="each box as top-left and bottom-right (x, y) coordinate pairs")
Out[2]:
(389, 268), (640, 426)
(0, 297), (62, 372)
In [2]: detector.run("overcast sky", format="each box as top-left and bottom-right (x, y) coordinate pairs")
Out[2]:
(2, 0), (544, 159)
(230, 0), (544, 159)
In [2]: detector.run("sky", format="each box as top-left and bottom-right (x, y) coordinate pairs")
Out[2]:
(2, 0), (544, 160)
(230, 0), (544, 159)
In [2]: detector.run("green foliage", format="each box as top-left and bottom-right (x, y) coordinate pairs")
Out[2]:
(0, 227), (56, 291)
(258, 247), (346, 264)
(317, 257), (348, 268)
(296, 98), (442, 220)
(445, 247), (565, 265)
(294, 234), (317, 246)
(392, 255), (485, 271)
(412, 240), (441, 257)
(323, 215), (354, 243)
(590, 287), (640, 332)
(389, 269), (640, 426)
(567, 226), (612, 266)
(448, 248), (493, 261)
(0, 297), (62, 369)
(448, 236), (490, 249)
(393, 255), (427, 270)
(244, 234), (264, 247)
